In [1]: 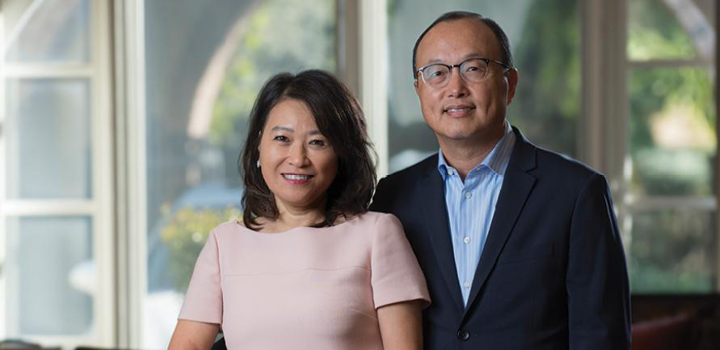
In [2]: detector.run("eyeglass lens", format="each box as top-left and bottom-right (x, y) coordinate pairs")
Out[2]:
(422, 59), (489, 87)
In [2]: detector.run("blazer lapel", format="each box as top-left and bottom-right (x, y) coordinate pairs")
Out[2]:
(418, 160), (465, 310)
(463, 128), (538, 317)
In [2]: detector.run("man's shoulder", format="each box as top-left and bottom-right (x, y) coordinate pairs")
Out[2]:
(371, 153), (438, 212)
(509, 126), (603, 183)
(534, 146), (600, 178)
(524, 142), (609, 196)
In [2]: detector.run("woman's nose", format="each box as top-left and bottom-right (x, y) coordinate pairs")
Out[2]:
(288, 143), (310, 167)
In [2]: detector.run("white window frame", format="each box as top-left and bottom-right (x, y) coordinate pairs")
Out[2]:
(112, 0), (147, 348)
(338, 0), (389, 177)
(0, 0), (115, 346)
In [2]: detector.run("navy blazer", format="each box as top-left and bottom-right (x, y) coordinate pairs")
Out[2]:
(370, 127), (631, 350)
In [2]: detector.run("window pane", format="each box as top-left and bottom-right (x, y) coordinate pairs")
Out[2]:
(5, 217), (94, 335)
(628, 0), (706, 61)
(387, 0), (580, 172)
(628, 67), (716, 196)
(628, 209), (716, 293)
(3, 0), (90, 63)
(143, 0), (336, 347)
(5, 79), (92, 199)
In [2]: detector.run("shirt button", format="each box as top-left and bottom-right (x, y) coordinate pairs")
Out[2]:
(447, 169), (454, 175)
(463, 236), (471, 244)
(465, 192), (472, 199)
(464, 282), (471, 289)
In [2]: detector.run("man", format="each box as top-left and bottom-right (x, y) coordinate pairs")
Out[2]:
(370, 11), (631, 350)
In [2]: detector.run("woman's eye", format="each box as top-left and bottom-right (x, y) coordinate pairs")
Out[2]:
(273, 135), (289, 142)
(310, 139), (326, 146)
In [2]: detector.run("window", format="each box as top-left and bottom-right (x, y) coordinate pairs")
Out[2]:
(622, 0), (717, 293)
(0, 0), (114, 345)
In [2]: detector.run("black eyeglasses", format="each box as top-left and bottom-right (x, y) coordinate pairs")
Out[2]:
(415, 57), (511, 88)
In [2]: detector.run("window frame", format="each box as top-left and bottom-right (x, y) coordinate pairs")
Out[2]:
(0, 0), (115, 346)
(112, 0), (147, 348)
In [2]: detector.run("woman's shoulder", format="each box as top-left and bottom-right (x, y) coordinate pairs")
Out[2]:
(364, 211), (402, 225)
(343, 211), (403, 232)
(209, 218), (245, 237)
(317, 212), (401, 235)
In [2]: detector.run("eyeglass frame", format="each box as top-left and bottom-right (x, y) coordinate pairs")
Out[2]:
(414, 57), (512, 87)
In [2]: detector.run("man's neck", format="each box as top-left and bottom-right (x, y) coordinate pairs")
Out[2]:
(438, 128), (506, 180)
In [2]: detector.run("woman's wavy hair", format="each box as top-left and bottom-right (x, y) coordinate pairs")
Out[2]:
(240, 70), (376, 230)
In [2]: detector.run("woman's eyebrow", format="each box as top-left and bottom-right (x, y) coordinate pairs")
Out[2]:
(270, 126), (293, 132)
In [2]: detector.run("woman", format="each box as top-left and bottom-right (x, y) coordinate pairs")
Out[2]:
(168, 70), (429, 350)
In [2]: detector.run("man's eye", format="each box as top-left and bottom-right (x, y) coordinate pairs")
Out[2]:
(427, 70), (446, 78)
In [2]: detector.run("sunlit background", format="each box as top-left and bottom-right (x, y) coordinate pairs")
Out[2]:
(0, 0), (717, 349)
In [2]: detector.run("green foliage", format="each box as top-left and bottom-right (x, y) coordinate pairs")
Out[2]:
(628, 0), (697, 60)
(161, 207), (242, 291)
(633, 148), (712, 195)
(512, 0), (580, 157)
(629, 67), (715, 196)
(629, 209), (714, 293)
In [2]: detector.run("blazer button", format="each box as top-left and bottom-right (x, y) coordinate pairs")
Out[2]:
(457, 330), (471, 341)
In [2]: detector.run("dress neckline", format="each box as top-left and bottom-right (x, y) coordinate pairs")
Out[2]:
(234, 212), (367, 234)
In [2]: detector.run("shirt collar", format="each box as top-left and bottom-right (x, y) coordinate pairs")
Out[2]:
(437, 121), (516, 180)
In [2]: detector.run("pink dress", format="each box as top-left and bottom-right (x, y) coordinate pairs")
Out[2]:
(178, 211), (430, 350)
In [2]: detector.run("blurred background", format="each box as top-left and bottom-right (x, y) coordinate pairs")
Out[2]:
(0, 0), (718, 349)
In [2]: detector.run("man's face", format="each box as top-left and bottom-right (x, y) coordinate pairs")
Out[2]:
(414, 18), (518, 145)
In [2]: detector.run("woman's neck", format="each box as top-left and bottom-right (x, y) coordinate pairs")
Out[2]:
(261, 199), (326, 232)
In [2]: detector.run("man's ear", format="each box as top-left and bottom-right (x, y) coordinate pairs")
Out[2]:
(506, 68), (518, 105)
(414, 79), (419, 94)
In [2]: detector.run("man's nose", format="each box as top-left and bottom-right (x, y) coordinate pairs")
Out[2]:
(446, 68), (468, 97)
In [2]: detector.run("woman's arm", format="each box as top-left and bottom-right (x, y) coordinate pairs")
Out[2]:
(168, 320), (219, 350)
(377, 300), (424, 350)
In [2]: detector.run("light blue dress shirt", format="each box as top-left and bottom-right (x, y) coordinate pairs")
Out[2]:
(437, 121), (516, 305)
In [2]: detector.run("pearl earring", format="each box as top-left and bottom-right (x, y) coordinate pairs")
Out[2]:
(256, 160), (261, 168)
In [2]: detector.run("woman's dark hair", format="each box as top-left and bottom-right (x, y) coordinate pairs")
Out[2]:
(240, 70), (376, 230)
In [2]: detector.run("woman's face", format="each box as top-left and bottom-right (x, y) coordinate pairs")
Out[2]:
(258, 98), (339, 213)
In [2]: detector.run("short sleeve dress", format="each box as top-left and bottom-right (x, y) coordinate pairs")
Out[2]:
(178, 211), (430, 350)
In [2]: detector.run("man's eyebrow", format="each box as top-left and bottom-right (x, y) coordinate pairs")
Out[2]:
(422, 53), (485, 65)
(270, 126), (294, 132)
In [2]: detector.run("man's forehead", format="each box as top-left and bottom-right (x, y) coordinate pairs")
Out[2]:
(416, 19), (500, 63)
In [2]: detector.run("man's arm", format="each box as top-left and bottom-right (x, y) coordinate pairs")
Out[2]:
(566, 173), (631, 350)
